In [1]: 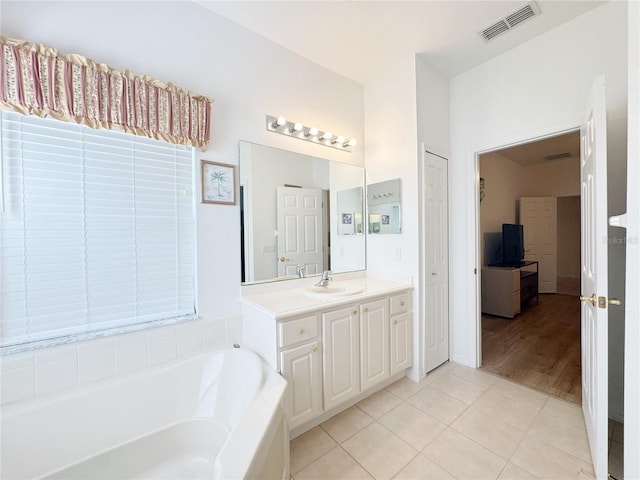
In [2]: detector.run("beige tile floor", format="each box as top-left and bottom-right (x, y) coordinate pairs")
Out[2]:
(290, 362), (596, 480)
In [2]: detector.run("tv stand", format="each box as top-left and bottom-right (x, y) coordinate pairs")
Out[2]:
(482, 261), (539, 319)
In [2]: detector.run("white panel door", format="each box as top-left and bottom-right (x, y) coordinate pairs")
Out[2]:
(360, 299), (389, 391)
(276, 187), (323, 277)
(280, 341), (322, 429)
(322, 306), (360, 410)
(580, 76), (608, 479)
(520, 196), (557, 293)
(425, 151), (449, 373)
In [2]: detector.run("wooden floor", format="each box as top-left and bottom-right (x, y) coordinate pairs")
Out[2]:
(481, 293), (581, 404)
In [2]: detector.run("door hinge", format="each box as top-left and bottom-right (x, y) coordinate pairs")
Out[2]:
(474, 268), (477, 275)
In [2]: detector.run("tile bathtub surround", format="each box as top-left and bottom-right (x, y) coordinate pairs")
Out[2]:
(0, 315), (242, 405)
(290, 363), (596, 480)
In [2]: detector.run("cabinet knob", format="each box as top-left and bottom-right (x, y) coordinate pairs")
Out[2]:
(394, 320), (398, 325)
(363, 307), (369, 313)
(299, 328), (305, 335)
(312, 346), (318, 352)
(352, 310), (358, 315)
(400, 301), (405, 306)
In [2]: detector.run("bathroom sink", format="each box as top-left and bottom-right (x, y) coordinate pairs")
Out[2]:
(304, 283), (364, 298)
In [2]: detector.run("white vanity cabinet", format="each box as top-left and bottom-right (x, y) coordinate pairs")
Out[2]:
(322, 306), (360, 410)
(240, 279), (413, 435)
(390, 292), (412, 374)
(278, 314), (322, 427)
(359, 298), (390, 391)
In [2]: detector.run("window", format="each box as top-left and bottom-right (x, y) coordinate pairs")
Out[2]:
(1, 111), (196, 350)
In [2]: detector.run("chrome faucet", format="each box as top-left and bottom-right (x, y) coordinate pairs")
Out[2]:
(296, 265), (306, 278)
(315, 270), (333, 287)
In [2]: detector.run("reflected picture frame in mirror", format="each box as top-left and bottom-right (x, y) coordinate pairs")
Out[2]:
(238, 141), (366, 285)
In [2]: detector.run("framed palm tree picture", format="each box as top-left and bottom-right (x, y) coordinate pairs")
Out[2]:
(201, 160), (237, 205)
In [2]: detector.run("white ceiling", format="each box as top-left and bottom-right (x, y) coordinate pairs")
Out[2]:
(198, 0), (606, 84)
(491, 130), (581, 166)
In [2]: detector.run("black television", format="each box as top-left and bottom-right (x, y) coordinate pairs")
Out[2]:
(502, 223), (524, 266)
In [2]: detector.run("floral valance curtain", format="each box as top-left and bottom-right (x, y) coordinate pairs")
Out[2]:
(0, 36), (212, 149)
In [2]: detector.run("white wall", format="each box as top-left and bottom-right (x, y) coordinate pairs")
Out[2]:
(0, 0), (364, 404)
(364, 54), (420, 377)
(364, 53), (449, 379)
(1, 0), (364, 319)
(364, 53), (420, 280)
(449, 1), (627, 420)
(479, 152), (522, 234)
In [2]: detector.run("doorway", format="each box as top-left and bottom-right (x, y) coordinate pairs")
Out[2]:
(477, 130), (582, 403)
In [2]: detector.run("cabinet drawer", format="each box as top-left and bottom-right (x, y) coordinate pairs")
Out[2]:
(389, 292), (410, 315)
(279, 315), (319, 348)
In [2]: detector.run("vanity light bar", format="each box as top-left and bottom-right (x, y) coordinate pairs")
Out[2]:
(266, 115), (356, 152)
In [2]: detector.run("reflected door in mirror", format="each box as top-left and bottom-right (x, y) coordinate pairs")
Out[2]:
(277, 186), (323, 278)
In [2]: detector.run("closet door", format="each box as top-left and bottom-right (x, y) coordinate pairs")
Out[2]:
(424, 151), (449, 373)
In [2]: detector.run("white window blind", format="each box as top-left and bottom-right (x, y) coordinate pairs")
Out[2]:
(1, 111), (196, 349)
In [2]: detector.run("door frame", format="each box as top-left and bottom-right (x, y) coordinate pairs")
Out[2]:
(472, 125), (580, 367)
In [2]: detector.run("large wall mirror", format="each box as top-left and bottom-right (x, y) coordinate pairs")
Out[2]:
(239, 141), (366, 284)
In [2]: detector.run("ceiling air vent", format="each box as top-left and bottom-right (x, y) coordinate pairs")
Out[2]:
(480, 1), (541, 42)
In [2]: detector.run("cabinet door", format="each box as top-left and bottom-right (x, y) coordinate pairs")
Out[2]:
(322, 306), (360, 410)
(360, 298), (390, 391)
(280, 341), (322, 429)
(391, 311), (413, 375)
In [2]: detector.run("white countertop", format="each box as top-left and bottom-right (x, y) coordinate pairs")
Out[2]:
(239, 276), (413, 320)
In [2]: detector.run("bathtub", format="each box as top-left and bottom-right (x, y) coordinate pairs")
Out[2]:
(0, 347), (289, 480)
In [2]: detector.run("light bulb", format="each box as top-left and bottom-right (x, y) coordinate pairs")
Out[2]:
(332, 135), (345, 145)
(321, 131), (332, 141)
(305, 126), (319, 137)
(289, 122), (303, 134)
(345, 138), (357, 147)
(271, 116), (286, 128)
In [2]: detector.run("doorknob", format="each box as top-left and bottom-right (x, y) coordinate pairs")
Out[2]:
(279, 256), (290, 262)
(579, 293), (596, 306)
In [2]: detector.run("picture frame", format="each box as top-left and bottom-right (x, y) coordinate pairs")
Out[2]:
(201, 160), (237, 205)
(381, 215), (390, 225)
(342, 213), (353, 224)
